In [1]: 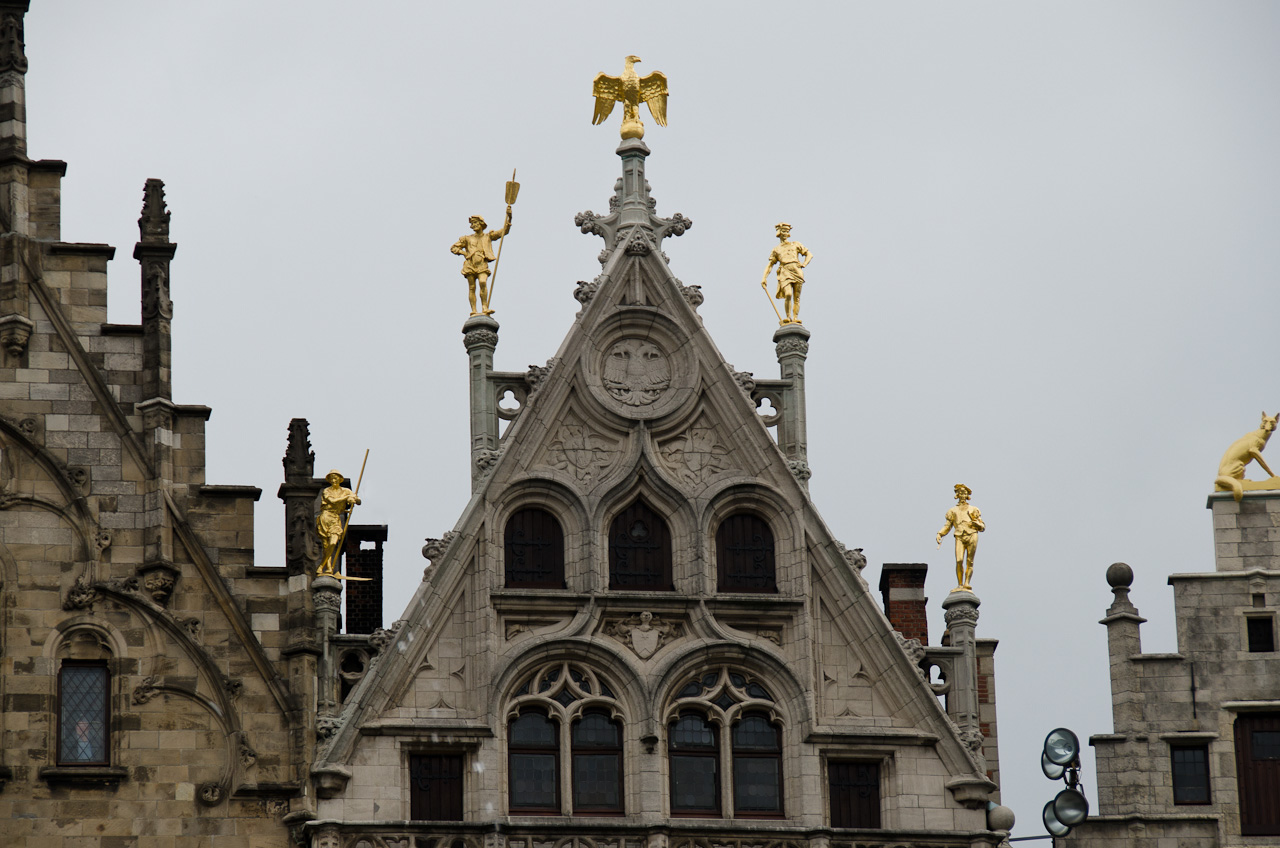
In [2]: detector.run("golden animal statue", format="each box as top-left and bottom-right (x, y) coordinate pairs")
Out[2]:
(1215, 411), (1279, 501)
(761, 223), (812, 325)
(592, 55), (668, 140)
(936, 483), (985, 592)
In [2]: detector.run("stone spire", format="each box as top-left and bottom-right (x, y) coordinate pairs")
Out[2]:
(134, 179), (177, 403)
(573, 139), (692, 259)
(0, 1), (28, 158)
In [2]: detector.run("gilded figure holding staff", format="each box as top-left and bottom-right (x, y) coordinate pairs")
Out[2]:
(316, 468), (361, 577)
(761, 223), (812, 325)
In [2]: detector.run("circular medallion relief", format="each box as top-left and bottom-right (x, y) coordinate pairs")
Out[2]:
(604, 339), (670, 406)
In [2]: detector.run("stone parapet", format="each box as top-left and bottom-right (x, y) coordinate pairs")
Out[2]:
(1206, 489), (1280, 572)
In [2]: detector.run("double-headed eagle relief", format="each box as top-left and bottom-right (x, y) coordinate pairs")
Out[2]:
(592, 55), (668, 140)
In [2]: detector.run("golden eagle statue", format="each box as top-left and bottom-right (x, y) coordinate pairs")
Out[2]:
(592, 55), (668, 140)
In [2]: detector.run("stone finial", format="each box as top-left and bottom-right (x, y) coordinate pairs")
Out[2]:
(0, 7), (27, 75)
(138, 179), (171, 244)
(283, 418), (315, 480)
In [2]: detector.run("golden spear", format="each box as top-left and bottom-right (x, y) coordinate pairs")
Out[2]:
(761, 279), (785, 325)
(483, 170), (520, 312)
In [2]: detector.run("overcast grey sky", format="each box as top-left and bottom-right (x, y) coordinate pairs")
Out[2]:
(29, 1), (1280, 834)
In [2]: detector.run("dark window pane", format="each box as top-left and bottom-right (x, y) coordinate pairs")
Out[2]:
(671, 715), (716, 749)
(573, 713), (620, 748)
(729, 673), (746, 687)
(733, 716), (780, 751)
(745, 682), (772, 701)
(1248, 617), (1276, 653)
(716, 514), (777, 593)
(714, 692), (735, 710)
(409, 754), (464, 820)
(608, 500), (673, 590)
(510, 713), (556, 747)
(554, 689), (577, 708)
(59, 663), (108, 765)
(1254, 731), (1280, 760)
(505, 508), (565, 588)
(829, 761), (880, 828)
(678, 681), (702, 699)
(734, 756), (781, 813)
(671, 754), (718, 813)
(510, 753), (557, 809)
(1172, 746), (1210, 804)
(573, 753), (621, 810)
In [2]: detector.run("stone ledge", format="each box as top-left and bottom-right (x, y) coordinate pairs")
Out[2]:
(38, 765), (129, 786)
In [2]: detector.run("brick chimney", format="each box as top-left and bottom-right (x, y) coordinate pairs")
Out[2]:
(342, 524), (387, 634)
(878, 562), (929, 645)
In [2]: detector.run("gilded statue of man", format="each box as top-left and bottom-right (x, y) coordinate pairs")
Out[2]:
(451, 208), (513, 316)
(936, 483), (985, 592)
(761, 222), (812, 324)
(316, 469), (360, 576)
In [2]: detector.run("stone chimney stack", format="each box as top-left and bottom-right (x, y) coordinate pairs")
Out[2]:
(879, 562), (929, 644)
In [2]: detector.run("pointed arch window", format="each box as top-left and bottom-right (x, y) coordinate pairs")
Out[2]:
(716, 513), (777, 593)
(670, 712), (720, 815)
(505, 507), (565, 588)
(572, 710), (624, 814)
(609, 499), (673, 591)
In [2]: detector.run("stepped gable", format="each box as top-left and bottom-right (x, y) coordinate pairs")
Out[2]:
(312, 135), (997, 828)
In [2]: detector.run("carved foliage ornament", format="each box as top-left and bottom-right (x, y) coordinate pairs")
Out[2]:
(141, 262), (173, 321)
(603, 338), (670, 406)
(0, 13), (26, 74)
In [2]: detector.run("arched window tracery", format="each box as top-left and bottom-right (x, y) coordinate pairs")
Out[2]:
(507, 662), (624, 816)
(665, 666), (784, 818)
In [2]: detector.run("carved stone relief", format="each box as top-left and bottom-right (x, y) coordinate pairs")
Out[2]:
(542, 412), (619, 485)
(659, 421), (729, 486)
(603, 338), (670, 406)
(604, 611), (682, 659)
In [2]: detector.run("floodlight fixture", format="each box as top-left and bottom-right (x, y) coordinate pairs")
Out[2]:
(1042, 800), (1071, 837)
(1054, 787), (1089, 826)
(1044, 727), (1080, 766)
(1041, 752), (1065, 780)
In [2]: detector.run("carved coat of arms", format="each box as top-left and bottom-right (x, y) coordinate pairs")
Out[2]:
(605, 611), (680, 659)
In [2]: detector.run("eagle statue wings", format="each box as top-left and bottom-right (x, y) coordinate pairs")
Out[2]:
(592, 55), (668, 140)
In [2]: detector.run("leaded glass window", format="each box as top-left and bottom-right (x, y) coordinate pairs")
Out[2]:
(509, 711), (559, 813)
(732, 713), (782, 816)
(572, 711), (623, 813)
(670, 713), (719, 815)
(1171, 746), (1210, 805)
(58, 661), (109, 765)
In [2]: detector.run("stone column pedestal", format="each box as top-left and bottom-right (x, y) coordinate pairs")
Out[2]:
(312, 575), (342, 716)
(941, 590), (983, 762)
(462, 315), (499, 491)
(772, 323), (810, 488)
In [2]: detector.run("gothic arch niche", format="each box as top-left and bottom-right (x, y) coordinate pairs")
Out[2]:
(40, 619), (129, 773)
(491, 479), (587, 592)
(597, 461), (696, 594)
(608, 498), (673, 592)
(704, 483), (801, 597)
(0, 420), (99, 562)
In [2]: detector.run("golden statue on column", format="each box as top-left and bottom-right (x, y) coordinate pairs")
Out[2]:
(761, 223), (812, 325)
(451, 172), (520, 317)
(936, 484), (985, 592)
